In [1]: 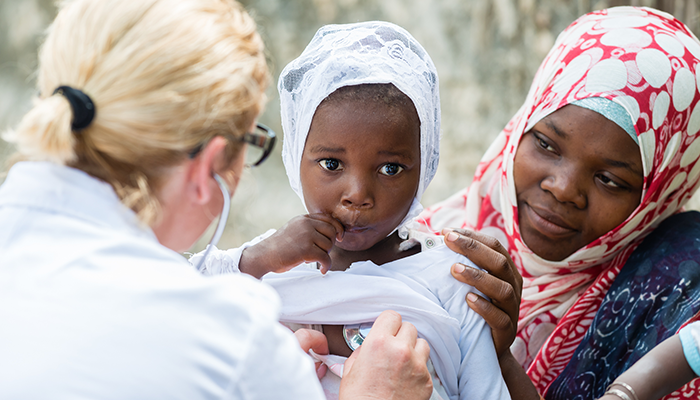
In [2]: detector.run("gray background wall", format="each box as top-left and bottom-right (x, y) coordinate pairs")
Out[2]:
(1, 0), (698, 252)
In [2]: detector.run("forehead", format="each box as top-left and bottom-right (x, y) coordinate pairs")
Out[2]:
(305, 98), (420, 154)
(536, 104), (643, 172)
(321, 84), (420, 123)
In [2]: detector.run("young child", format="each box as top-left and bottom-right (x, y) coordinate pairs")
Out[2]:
(193, 21), (510, 400)
(597, 321), (699, 400)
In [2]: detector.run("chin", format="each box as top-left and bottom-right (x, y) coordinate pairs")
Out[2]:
(335, 240), (373, 252)
(519, 222), (580, 262)
(336, 234), (382, 252)
(525, 239), (576, 262)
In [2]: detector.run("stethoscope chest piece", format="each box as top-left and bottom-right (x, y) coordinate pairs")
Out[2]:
(343, 322), (373, 351)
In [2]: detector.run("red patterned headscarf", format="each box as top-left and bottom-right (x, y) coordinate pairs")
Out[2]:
(419, 6), (700, 393)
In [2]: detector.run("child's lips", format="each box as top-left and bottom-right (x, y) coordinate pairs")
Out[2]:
(332, 210), (366, 233)
(343, 225), (370, 234)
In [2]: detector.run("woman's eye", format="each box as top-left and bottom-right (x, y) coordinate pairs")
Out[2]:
(319, 159), (343, 171)
(379, 163), (404, 176)
(597, 174), (622, 188)
(537, 137), (555, 152)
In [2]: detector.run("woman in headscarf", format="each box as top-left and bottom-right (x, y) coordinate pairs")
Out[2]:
(418, 6), (700, 399)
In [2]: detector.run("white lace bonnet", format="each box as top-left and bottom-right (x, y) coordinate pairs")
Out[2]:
(278, 21), (441, 230)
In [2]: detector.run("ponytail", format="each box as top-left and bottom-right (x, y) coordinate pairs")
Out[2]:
(9, 95), (77, 165)
(4, 0), (269, 225)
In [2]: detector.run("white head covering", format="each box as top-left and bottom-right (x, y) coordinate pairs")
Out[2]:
(279, 21), (441, 234)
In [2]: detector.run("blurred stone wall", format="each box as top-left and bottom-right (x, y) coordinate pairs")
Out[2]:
(0, 0), (698, 251)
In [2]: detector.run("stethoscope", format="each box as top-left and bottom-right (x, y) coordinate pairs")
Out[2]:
(192, 174), (231, 272)
(343, 322), (373, 351)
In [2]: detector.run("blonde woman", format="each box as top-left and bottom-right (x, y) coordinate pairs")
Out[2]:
(0, 0), (432, 399)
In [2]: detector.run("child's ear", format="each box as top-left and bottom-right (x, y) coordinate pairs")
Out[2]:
(189, 136), (229, 205)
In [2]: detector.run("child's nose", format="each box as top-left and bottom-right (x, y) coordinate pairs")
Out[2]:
(340, 176), (373, 209)
(540, 166), (587, 209)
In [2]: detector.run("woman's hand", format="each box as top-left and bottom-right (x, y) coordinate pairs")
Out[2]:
(442, 228), (523, 358)
(340, 310), (433, 400)
(240, 214), (344, 279)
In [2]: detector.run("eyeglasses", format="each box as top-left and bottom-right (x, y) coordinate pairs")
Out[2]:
(188, 123), (276, 167)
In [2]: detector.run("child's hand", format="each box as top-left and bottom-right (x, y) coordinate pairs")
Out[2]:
(239, 214), (344, 279)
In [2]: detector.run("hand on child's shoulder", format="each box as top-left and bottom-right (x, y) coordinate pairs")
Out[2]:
(240, 214), (344, 278)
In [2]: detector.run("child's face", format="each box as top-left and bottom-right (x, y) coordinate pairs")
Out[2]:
(513, 104), (644, 261)
(300, 99), (421, 252)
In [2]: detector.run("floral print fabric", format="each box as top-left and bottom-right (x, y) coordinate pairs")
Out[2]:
(418, 6), (700, 394)
(547, 211), (700, 399)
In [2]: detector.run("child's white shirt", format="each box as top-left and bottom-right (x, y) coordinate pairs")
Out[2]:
(196, 232), (510, 400)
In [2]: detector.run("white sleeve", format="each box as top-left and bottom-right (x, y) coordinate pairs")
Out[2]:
(189, 229), (276, 276)
(229, 319), (325, 400)
(438, 254), (511, 400)
(454, 313), (510, 400)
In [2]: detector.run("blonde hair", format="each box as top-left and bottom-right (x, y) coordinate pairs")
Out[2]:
(5, 0), (269, 225)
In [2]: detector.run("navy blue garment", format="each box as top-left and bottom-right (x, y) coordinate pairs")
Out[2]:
(546, 211), (700, 400)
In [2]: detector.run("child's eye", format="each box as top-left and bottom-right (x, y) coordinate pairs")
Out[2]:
(319, 159), (343, 171)
(379, 163), (404, 176)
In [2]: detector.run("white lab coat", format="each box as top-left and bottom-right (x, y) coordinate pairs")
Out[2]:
(0, 161), (324, 400)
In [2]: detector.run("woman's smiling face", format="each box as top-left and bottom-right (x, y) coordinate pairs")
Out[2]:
(299, 95), (421, 252)
(513, 104), (644, 261)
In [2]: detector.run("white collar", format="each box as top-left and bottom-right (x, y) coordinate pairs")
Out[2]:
(0, 161), (157, 242)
